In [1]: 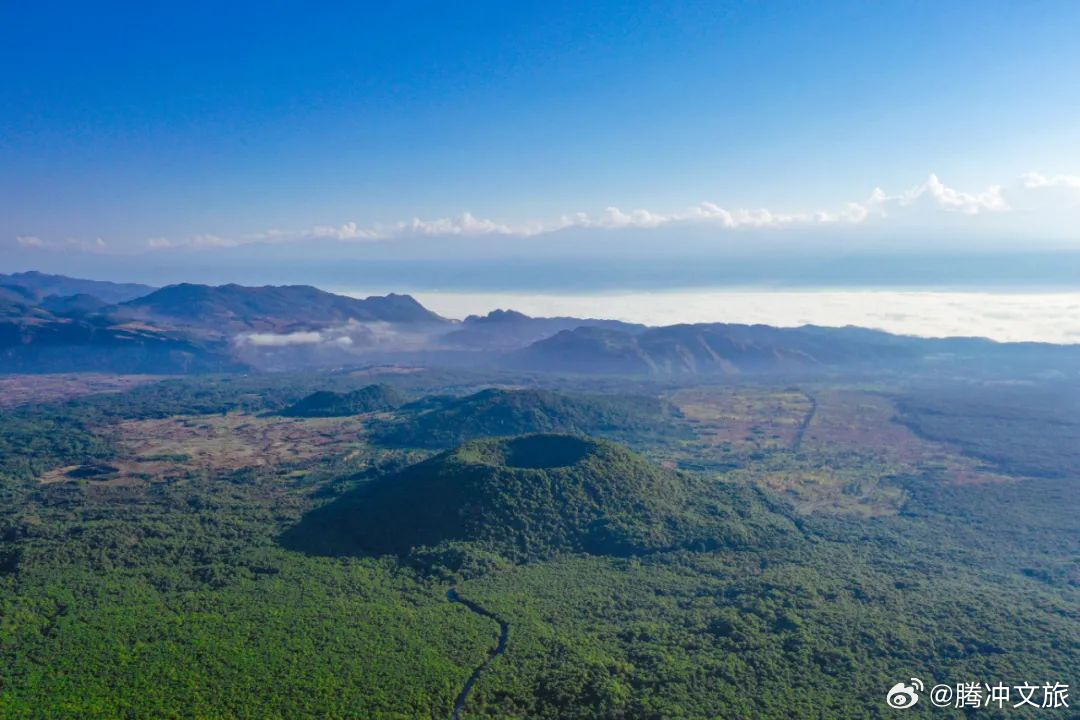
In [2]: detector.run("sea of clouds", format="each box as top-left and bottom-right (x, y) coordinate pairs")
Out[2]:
(406, 289), (1080, 345)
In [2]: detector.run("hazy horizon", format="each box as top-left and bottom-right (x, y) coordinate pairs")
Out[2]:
(9, 259), (1080, 342)
(12, 262), (1080, 344)
(5, 2), (1080, 321)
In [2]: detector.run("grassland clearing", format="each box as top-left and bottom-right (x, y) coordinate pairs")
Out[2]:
(39, 412), (373, 485)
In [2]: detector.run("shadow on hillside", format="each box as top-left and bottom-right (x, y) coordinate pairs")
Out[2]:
(278, 481), (402, 558)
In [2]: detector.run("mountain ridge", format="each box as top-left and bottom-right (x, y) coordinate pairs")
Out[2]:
(443, 309), (647, 351)
(506, 322), (930, 375)
(116, 283), (447, 331)
(2, 271), (1079, 376)
(0, 271), (155, 304)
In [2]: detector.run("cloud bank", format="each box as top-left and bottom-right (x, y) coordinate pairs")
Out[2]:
(16, 235), (108, 252)
(234, 320), (437, 355)
(11, 171), (1080, 254)
(413, 288), (1080, 344)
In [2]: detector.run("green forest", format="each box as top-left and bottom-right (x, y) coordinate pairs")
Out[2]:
(0, 372), (1076, 718)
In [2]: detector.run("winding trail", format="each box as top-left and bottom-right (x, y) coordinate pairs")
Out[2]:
(447, 588), (510, 720)
(791, 392), (818, 451)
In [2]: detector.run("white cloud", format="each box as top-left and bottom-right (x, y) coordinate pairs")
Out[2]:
(687, 202), (735, 226)
(721, 207), (803, 227)
(144, 233), (238, 249)
(15, 235), (107, 252)
(187, 234), (235, 248)
(1013, 171), (1080, 221)
(863, 173), (1008, 216)
(560, 202), (816, 231)
(393, 212), (515, 237)
(21, 171), (1080, 254)
(306, 221), (380, 241)
(545, 172), (1009, 233)
(596, 207), (671, 229)
(298, 213), (518, 241)
(237, 330), (324, 347)
(234, 320), (439, 356)
(1021, 171), (1080, 193)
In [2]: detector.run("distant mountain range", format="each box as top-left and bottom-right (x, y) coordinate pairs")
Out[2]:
(443, 309), (646, 351)
(506, 323), (924, 374)
(115, 283), (446, 332)
(0, 311), (241, 374)
(2, 271), (1078, 376)
(0, 275), (446, 373)
(0, 271), (155, 304)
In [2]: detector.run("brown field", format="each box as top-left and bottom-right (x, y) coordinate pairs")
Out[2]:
(674, 387), (811, 452)
(801, 390), (1013, 484)
(40, 412), (372, 486)
(671, 385), (1014, 516)
(0, 373), (165, 409)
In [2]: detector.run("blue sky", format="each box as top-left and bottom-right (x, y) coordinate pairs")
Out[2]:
(3, 1), (1080, 286)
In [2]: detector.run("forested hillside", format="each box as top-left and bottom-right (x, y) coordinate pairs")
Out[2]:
(370, 388), (686, 448)
(284, 434), (790, 561)
(0, 371), (1075, 718)
(277, 384), (405, 417)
